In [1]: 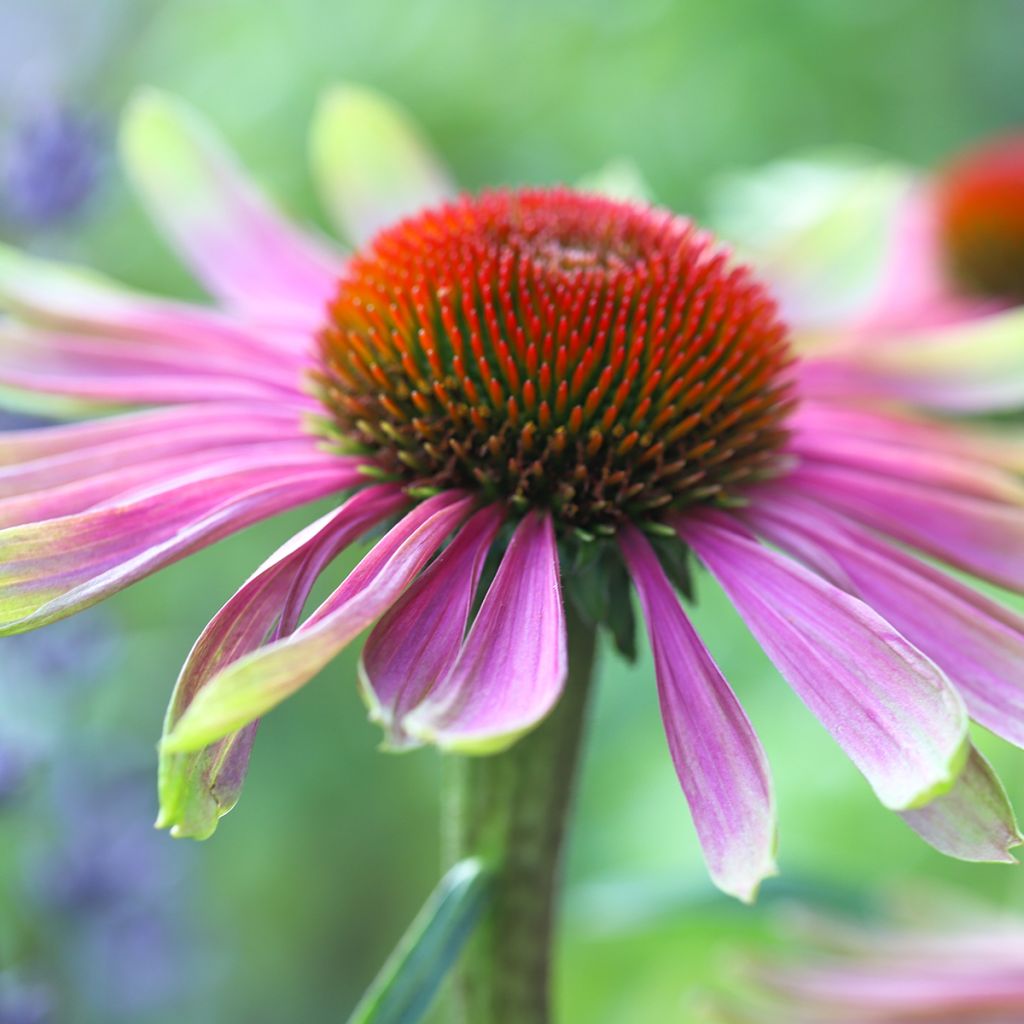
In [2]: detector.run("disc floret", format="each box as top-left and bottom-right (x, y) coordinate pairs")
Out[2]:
(317, 188), (793, 530)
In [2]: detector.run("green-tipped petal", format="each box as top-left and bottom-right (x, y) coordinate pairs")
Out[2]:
(577, 158), (654, 203)
(311, 84), (454, 246)
(900, 745), (1023, 863)
(121, 89), (339, 313)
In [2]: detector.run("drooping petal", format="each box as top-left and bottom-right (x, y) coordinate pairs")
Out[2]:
(801, 303), (1024, 414)
(310, 84), (454, 247)
(677, 510), (968, 811)
(0, 323), (303, 410)
(787, 422), (1024, 505)
(161, 491), (476, 752)
(359, 503), (504, 748)
(400, 511), (567, 754)
(899, 746), (1022, 864)
(787, 461), (1024, 592)
(0, 402), (305, 494)
(121, 90), (341, 321)
(619, 525), (776, 902)
(0, 444), (364, 634)
(158, 484), (406, 839)
(0, 243), (302, 358)
(790, 401), (1024, 475)
(744, 487), (1024, 749)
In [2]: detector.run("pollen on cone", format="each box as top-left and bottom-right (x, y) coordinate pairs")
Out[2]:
(317, 188), (794, 529)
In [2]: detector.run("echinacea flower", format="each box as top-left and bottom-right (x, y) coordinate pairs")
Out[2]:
(3, 87), (1024, 902)
(713, 137), (1024, 414)
(706, 905), (1024, 1023)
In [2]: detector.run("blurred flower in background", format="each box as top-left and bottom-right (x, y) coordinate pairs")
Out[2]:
(705, 902), (1024, 1023)
(1, 107), (103, 232)
(713, 131), (1024, 416)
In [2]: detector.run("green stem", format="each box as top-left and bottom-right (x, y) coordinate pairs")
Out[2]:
(442, 605), (599, 1024)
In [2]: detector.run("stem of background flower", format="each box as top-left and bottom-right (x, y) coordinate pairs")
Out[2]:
(442, 604), (599, 1024)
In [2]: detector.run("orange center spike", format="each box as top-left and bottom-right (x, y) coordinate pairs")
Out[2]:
(316, 188), (794, 529)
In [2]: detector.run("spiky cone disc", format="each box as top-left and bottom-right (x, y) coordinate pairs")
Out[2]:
(317, 188), (794, 532)
(936, 134), (1024, 303)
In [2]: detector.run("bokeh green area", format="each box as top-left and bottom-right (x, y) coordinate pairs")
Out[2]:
(2, 1), (1024, 1021)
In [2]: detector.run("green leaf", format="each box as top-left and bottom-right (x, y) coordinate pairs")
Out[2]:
(346, 858), (494, 1024)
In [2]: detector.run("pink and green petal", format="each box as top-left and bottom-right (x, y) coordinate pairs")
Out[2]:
(400, 511), (567, 754)
(744, 488), (1024, 749)
(0, 445), (362, 634)
(788, 462), (1024, 592)
(359, 503), (505, 748)
(0, 324), (303, 409)
(0, 242), (298, 359)
(808, 305), (1024, 413)
(0, 402), (304, 495)
(161, 492), (476, 752)
(620, 525), (777, 902)
(787, 426), (1024, 506)
(310, 84), (454, 247)
(678, 511), (968, 811)
(791, 401), (1024, 475)
(121, 90), (341, 321)
(158, 484), (406, 839)
(899, 745), (1022, 864)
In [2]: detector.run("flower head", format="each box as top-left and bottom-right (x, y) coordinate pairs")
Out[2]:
(318, 188), (792, 527)
(2, 87), (1024, 901)
(936, 134), (1024, 304)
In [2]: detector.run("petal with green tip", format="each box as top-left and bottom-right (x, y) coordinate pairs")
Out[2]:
(310, 84), (454, 247)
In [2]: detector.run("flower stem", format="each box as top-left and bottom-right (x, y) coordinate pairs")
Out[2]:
(442, 605), (598, 1024)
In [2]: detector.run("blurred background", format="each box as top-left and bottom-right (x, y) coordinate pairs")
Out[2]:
(1, 1), (1023, 1021)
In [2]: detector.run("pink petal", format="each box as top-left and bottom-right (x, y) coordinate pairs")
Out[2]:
(0, 444), (364, 633)
(0, 324), (306, 408)
(900, 745), (1022, 864)
(402, 511), (567, 754)
(0, 444), (317, 528)
(161, 491), (476, 751)
(120, 91), (342, 324)
(744, 487), (1024, 749)
(0, 402), (305, 496)
(0, 243), (305, 359)
(677, 510), (968, 810)
(359, 503), (504, 748)
(787, 424), (1024, 506)
(158, 484), (406, 839)
(787, 461), (1024, 592)
(790, 401), (1024, 475)
(620, 525), (777, 902)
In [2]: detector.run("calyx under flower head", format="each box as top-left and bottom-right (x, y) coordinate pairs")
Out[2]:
(936, 134), (1024, 303)
(317, 188), (794, 529)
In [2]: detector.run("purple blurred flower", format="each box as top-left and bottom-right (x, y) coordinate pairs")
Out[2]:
(36, 768), (185, 912)
(2, 107), (102, 229)
(0, 745), (32, 804)
(0, 975), (53, 1024)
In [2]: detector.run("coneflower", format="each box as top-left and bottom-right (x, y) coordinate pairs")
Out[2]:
(3, 88), (1024, 1021)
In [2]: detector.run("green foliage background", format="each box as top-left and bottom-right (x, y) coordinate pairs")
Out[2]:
(2, 1), (1024, 1021)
